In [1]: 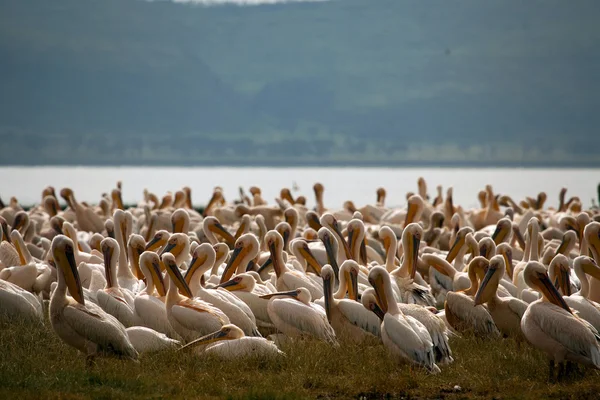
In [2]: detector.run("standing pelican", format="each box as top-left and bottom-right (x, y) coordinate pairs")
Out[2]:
(369, 266), (440, 373)
(521, 261), (600, 381)
(49, 235), (138, 364)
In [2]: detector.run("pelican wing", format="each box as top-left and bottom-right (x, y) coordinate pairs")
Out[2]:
(337, 299), (381, 337)
(506, 297), (528, 319)
(271, 299), (336, 343)
(383, 314), (435, 368)
(63, 301), (137, 359)
(171, 299), (229, 331)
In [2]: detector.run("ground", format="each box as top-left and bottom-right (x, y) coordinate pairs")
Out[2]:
(0, 318), (598, 400)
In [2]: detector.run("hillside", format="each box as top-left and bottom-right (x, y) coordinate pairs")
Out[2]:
(1, 0), (599, 166)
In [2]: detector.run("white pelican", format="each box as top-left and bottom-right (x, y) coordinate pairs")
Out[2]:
(265, 230), (323, 299)
(584, 222), (600, 302)
(96, 238), (136, 327)
(474, 255), (527, 340)
(133, 252), (181, 340)
(0, 279), (43, 323)
(261, 287), (337, 345)
(49, 235), (138, 364)
(162, 253), (229, 343)
(217, 273), (274, 328)
(181, 324), (283, 359)
(521, 261), (600, 381)
(320, 264), (380, 342)
(125, 326), (181, 354)
(184, 243), (261, 337)
(113, 210), (142, 293)
(368, 266), (440, 373)
(203, 216), (236, 248)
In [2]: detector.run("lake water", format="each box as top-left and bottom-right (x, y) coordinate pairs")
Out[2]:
(1, 167), (598, 209)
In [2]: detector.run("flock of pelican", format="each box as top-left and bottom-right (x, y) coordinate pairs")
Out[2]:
(1, 180), (600, 381)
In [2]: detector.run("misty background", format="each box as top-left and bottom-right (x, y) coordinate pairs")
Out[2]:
(1, 0), (599, 166)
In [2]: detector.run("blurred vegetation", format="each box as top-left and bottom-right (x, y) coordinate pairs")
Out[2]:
(2, 317), (600, 399)
(1, 0), (599, 166)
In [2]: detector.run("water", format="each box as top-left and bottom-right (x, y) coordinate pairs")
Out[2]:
(1, 167), (598, 209)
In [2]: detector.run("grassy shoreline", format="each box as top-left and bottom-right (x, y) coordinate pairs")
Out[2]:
(1, 319), (599, 399)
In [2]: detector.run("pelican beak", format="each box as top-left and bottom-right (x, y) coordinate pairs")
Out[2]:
(145, 235), (162, 251)
(348, 227), (356, 259)
(491, 225), (506, 245)
(409, 235), (420, 279)
(348, 269), (359, 301)
(102, 245), (114, 288)
(474, 267), (495, 306)
(360, 238), (368, 265)
(56, 244), (85, 305)
(182, 329), (228, 350)
(172, 218), (185, 234)
(150, 258), (166, 297)
(555, 236), (569, 256)
(220, 246), (245, 284)
(210, 223), (235, 248)
(268, 240), (283, 278)
(256, 257), (273, 275)
(216, 278), (244, 291)
(161, 242), (177, 256)
(307, 214), (322, 231)
(323, 273), (333, 323)
(537, 272), (571, 313)
(202, 192), (219, 217)
(300, 245), (322, 276)
(259, 289), (300, 300)
(332, 220), (352, 259)
(13, 214), (25, 232)
(13, 237), (26, 265)
(502, 251), (513, 280)
(132, 247), (145, 280)
(164, 258), (193, 298)
(184, 254), (207, 285)
(557, 267), (571, 297)
(368, 274), (388, 313)
(405, 201), (418, 226)
(446, 235), (464, 263)
(370, 300), (386, 321)
(479, 243), (489, 258)
(1, 220), (11, 243)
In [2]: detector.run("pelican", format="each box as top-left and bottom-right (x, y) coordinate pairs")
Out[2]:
(181, 324), (283, 359)
(217, 273), (274, 328)
(261, 287), (337, 345)
(49, 235), (138, 364)
(126, 326), (181, 353)
(162, 253), (229, 343)
(521, 261), (600, 381)
(369, 266), (440, 373)
(96, 238), (136, 327)
(184, 243), (261, 337)
(584, 222), (600, 302)
(0, 279), (43, 323)
(474, 255), (527, 340)
(320, 263), (380, 341)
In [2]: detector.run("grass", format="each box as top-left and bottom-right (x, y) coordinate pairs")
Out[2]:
(1, 318), (599, 400)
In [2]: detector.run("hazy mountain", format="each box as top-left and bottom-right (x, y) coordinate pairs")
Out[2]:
(1, 0), (599, 166)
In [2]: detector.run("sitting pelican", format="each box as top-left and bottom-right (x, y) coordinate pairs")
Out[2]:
(162, 253), (229, 343)
(217, 273), (274, 328)
(521, 261), (600, 381)
(125, 326), (181, 354)
(49, 235), (138, 364)
(474, 255), (527, 340)
(181, 324), (283, 359)
(261, 287), (337, 345)
(0, 279), (43, 323)
(369, 266), (440, 373)
(321, 263), (380, 342)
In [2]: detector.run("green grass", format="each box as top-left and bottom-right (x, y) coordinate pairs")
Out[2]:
(1, 318), (599, 400)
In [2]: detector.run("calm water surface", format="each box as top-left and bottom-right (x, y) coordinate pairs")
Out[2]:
(1, 167), (598, 209)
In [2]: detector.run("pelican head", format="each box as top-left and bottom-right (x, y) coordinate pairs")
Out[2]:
(523, 261), (571, 312)
(340, 259), (360, 301)
(59, 188), (75, 208)
(318, 227), (339, 273)
(217, 273), (256, 292)
(265, 230), (285, 276)
(88, 233), (104, 252)
(305, 211), (322, 231)
(128, 234), (147, 279)
(213, 242), (230, 267)
(446, 226), (474, 262)
(549, 254), (571, 296)
(368, 266), (392, 314)
(275, 221), (292, 251)
(496, 243), (514, 280)
(0, 216), (10, 243)
(145, 230), (170, 252)
(280, 188), (295, 205)
(401, 223), (422, 279)
(162, 252), (193, 298)
(491, 218), (512, 245)
(583, 222), (600, 261)
(52, 235), (85, 304)
(101, 237), (119, 288)
(171, 209), (190, 234)
(361, 287), (385, 321)
(573, 256), (600, 283)
(12, 211), (29, 233)
(182, 324), (244, 351)
(313, 183), (324, 199)
(474, 255), (505, 305)
(202, 188), (224, 216)
(290, 238), (322, 276)
(140, 251), (166, 296)
(405, 195), (424, 226)
(347, 219), (366, 261)
(555, 230), (577, 257)
(111, 189), (124, 210)
(378, 225), (397, 256)
(376, 187), (386, 206)
(184, 243), (216, 285)
(430, 211), (445, 229)
(203, 216), (235, 247)
(220, 233), (259, 284)
(478, 237), (496, 259)
(321, 264), (335, 322)
(161, 233), (190, 259)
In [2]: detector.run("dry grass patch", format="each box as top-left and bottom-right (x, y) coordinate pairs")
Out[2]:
(1, 318), (599, 399)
